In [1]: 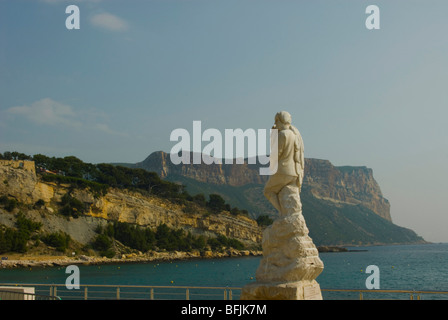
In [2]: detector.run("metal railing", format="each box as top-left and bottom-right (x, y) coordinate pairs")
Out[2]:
(1, 283), (448, 300)
(0, 289), (61, 300)
(321, 288), (448, 300)
(0, 283), (240, 300)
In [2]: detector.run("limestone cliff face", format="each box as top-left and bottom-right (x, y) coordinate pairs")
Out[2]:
(135, 151), (266, 186)
(303, 159), (391, 221)
(78, 188), (261, 244)
(0, 160), (262, 245)
(135, 152), (392, 222)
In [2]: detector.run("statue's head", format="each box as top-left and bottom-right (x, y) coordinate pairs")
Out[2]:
(275, 111), (292, 129)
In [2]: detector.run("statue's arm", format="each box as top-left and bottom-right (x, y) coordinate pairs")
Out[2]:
(277, 132), (286, 159)
(294, 134), (305, 189)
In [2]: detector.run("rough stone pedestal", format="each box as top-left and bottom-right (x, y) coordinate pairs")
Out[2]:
(240, 280), (322, 300)
(241, 185), (324, 300)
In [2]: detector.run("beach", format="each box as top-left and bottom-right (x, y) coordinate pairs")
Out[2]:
(0, 249), (263, 269)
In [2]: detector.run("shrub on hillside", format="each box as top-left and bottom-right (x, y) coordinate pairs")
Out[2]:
(41, 232), (71, 252)
(59, 194), (85, 218)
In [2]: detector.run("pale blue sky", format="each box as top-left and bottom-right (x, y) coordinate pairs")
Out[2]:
(1, 0), (447, 242)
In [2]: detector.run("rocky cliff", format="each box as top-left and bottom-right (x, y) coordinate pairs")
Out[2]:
(0, 160), (55, 205)
(133, 151), (391, 222)
(1, 155), (425, 248)
(134, 151), (266, 186)
(126, 151), (427, 246)
(304, 159), (391, 221)
(0, 160), (262, 247)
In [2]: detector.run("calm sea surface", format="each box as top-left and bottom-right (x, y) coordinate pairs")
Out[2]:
(1, 243), (448, 300)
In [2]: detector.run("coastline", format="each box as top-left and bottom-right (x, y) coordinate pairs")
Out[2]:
(1, 243), (435, 269)
(0, 246), (358, 269)
(0, 249), (263, 269)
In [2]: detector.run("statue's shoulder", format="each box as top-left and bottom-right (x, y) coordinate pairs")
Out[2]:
(279, 129), (295, 139)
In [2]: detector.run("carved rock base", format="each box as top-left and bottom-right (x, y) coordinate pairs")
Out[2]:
(240, 280), (322, 300)
(241, 184), (324, 300)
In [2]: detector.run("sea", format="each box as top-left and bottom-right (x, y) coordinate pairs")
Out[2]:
(1, 243), (448, 300)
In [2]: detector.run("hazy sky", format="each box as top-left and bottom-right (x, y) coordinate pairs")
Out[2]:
(1, 1), (447, 242)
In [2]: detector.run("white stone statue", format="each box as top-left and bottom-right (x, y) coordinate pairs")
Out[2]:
(241, 111), (324, 300)
(263, 111), (305, 215)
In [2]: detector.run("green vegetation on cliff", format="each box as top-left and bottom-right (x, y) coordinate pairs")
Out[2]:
(0, 212), (72, 254)
(91, 221), (245, 258)
(0, 212), (42, 253)
(300, 186), (425, 246)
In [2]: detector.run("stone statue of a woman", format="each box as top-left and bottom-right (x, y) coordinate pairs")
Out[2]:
(241, 111), (324, 300)
(263, 111), (305, 215)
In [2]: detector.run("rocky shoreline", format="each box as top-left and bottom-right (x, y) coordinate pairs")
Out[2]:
(0, 246), (359, 269)
(0, 249), (263, 269)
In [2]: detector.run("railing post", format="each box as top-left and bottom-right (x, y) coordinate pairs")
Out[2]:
(54, 286), (57, 297)
(186, 288), (189, 300)
(229, 289), (233, 300)
(116, 287), (120, 300)
(224, 289), (227, 300)
(150, 288), (154, 300)
(84, 287), (88, 300)
(359, 292), (363, 300)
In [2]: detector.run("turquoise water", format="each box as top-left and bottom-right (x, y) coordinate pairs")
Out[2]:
(1, 243), (448, 299)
